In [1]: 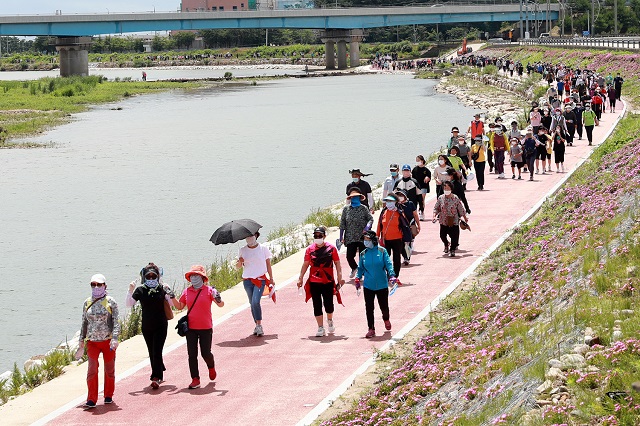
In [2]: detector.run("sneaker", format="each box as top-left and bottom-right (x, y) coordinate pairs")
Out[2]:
(443, 245), (449, 253)
(535, 169), (539, 174)
(384, 320), (392, 331)
(252, 325), (259, 335)
(512, 174), (515, 179)
(151, 378), (160, 389)
(419, 212), (425, 221)
(188, 378), (201, 389)
(316, 326), (326, 337)
(209, 367), (217, 381)
(84, 400), (96, 409)
(542, 171), (546, 175)
(349, 268), (357, 279)
(518, 175), (522, 180)
(449, 250), (456, 257)
(499, 173), (505, 179)
(104, 397), (113, 404)
(327, 320), (335, 333)
(529, 176), (534, 181)
(403, 259), (409, 266)
(365, 329), (376, 338)
(255, 324), (264, 336)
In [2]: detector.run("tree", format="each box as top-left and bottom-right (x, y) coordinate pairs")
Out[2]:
(172, 32), (196, 49)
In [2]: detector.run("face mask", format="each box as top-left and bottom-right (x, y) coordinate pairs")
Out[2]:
(313, 238), (324, 246)
(92, 286), (106, 299)
(144, 279), (159, 289)
(363, 240), (374, 249)
(352, 178), (359, 183)
(585, 107), (591, 111)
(438, 159), (445, 165)
(495, 130), (503, 135)
(444, 190), (452, 196)
(190, 275), (204, 289)
(385, 201), (397, 210)
(246, 236), (257, 246)
(350, 197), (361, 207)
(390, 171), (398, 177)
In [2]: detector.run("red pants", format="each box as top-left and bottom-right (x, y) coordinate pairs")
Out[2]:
(86, 340), (116, 403)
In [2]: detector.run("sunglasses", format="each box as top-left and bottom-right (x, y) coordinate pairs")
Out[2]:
(313, 234), (324, 239)
(144, 274), (158, 280)
(90, 282), (105, 287)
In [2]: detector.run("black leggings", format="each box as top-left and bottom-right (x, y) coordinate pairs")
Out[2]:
(309, 281), (334, 317)
(440, 225), (460, 250)
(474, 161), (485, 189)
(383, 238), (403, 277)
(143, 325), (167, 380)
(585, 125), (594, 144)
(186, 328), (215, 379)
(346, 242), (364, 271)
(363, 287), (390, 330)
(526, 155), (536, 178)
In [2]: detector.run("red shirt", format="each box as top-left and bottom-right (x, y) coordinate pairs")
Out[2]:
(304, 243), (339, 284)
(179, 285), (215, 330)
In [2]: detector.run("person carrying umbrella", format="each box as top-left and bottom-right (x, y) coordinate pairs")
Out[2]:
(297, 226), (345, 337)
(236, 231), (274, 337)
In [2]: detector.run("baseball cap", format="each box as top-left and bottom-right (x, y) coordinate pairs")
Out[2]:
(91, 274), (106, 284)
(389, 163), (399, 170)
(401, 164), (411, 171)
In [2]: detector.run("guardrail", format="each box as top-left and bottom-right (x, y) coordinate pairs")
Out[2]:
(520, 36), (640, 50)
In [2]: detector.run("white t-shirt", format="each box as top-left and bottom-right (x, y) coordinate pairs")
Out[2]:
(239, 244), (272, 279)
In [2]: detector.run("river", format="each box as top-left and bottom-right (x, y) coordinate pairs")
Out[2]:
(0, 70), (475, 373)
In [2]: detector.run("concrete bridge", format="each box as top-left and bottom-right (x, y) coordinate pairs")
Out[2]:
(0, 5), (560, 75)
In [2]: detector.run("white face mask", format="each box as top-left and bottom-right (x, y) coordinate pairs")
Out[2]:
(444, 190), (452, 196)
(438, 159), (445, 166)
(190, 275), (204, 289)
(313, 238), (324, 246)
(245, 236), (257, 246)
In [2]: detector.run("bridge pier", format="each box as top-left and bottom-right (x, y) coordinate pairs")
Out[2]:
(55, 37), (92, 77)
(322, 29), (363, 70)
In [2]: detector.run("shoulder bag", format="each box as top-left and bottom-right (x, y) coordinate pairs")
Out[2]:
(175, 289), (202, 337)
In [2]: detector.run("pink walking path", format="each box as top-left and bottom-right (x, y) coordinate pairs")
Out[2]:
(44, 105), (624, 426)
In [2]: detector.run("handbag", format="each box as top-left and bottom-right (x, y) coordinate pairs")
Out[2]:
(175, 289), (202, 337)
(164, 299), (174, 320)
(471, 151), (479, 161)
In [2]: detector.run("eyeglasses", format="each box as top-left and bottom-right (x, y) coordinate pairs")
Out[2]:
(90, 282), (104, 287)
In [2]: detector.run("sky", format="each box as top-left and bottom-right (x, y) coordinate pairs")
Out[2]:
(2, 1), (181, 15)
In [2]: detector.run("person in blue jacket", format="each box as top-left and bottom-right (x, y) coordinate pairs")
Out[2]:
(355, 230), (397, 338)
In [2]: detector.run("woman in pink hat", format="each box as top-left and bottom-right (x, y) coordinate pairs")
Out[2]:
(174, 265), (224, 389)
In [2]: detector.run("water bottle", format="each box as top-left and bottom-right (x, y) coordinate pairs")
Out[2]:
(298, 286), (303, 296)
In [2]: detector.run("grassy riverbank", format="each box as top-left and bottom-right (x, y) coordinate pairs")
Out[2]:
(0, 76), (200, 147)
(318, 49), (640, 425)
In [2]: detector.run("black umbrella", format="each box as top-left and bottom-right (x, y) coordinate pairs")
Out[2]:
(209, 219), (263, 245)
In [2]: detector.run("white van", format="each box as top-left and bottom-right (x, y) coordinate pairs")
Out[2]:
(540, 33), (550, 38)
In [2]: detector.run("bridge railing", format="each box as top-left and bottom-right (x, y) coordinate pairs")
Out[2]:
(520, 36), (640, 50)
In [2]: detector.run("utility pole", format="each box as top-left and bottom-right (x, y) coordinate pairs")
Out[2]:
(546, 0), (550, 33)
(520, 0), (524, 40)
(591, 0), (595, 37)
(614, 0), (618, 35)
(265, 29), (268, 46)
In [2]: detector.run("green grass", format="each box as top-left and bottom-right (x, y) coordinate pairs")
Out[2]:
(304, 207), (340, 229)
(0, 76), (199, 144)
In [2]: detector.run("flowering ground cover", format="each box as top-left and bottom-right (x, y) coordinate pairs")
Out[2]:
(319, 50), (640, 425)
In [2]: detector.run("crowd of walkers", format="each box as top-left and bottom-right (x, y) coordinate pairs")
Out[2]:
(77, 64), (614, 410)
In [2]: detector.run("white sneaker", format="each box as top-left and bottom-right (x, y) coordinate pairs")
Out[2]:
(419, 212), (425, 221)
(316, 326), (326, 337)
(252, 325), (259, 335)
(349, 268), (357, 279)
(327, 319), (335, 333)
(499, 173), (505, 179)
(255, 324), (264, 336)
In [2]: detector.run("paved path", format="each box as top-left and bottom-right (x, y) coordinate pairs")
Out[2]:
(30, 103), (624, 426)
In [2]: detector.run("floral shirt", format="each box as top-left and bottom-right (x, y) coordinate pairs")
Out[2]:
(80, 295), (120, 342)
(340, 205), (373, 245)
(433, 194), (466, 226)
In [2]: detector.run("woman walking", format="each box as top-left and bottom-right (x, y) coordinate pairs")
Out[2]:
(411, 155), (431, 220)
(340, 188), (373, 278)
(553, 131), (566, 173)
(126, 263), (175, 389)
(432, 181), (469, 258)
(297, 227), (345, 337)
(377, 193), (411, 283)
(355, 231), (396, 338)
(237, 232), (274, 337)
(470, 135), (486, 190)
(77, 273), (120, 408)
(433, 154), (452, 197)
(175, 265), (224, 389)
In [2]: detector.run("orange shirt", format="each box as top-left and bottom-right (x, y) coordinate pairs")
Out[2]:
(378, 210), (403, 240)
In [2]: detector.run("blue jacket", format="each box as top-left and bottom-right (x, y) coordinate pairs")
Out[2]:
(356, 246), (395, 291)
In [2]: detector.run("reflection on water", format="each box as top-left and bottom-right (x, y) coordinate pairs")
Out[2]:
(0, 72), (474, 372)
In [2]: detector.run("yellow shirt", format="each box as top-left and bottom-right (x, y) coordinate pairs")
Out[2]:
(471, 144), (486, 162)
